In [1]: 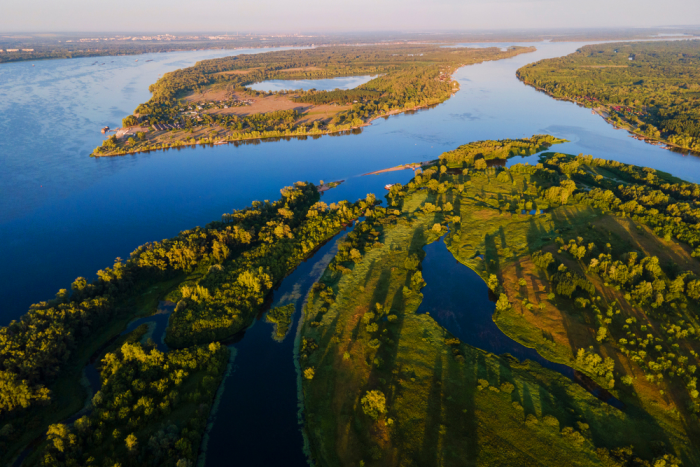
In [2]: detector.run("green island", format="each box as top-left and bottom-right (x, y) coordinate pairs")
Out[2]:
(0, 181), (372, 465)
(299, 137), (700, 466)
(91, 45), (534, 157)
(267, 304), (297, 341)
(3, 135), (700, 466)
(516, 41), (700, 152)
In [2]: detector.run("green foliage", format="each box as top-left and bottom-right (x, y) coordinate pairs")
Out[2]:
(122, 115), (139, 127)
(517, 41), (700, 151)
(36, 342), (228, 466)
(360, 390), (386, 421)
(266, 303), (295, 340)
(439, 135), (566, 167)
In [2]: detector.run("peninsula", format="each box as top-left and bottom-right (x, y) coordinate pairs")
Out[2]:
(92, 45), (535, 157)
(517, 41), (700, 153)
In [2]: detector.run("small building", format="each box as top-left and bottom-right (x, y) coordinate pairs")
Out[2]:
(6, 49), (18, 52)
(22, 49), (34, 52)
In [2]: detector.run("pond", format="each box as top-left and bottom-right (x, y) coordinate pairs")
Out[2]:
(416, 235), (624, 409)
(248, 74), (378, 92)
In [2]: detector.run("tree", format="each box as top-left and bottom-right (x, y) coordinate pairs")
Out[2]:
(496, 294), (511, 312)
(122, 115), (139, 127)
(487, 274), (500, 293)
(125, 433), (138, 453)
(532, 251), (554, 271)
(361, 390), (386, 420)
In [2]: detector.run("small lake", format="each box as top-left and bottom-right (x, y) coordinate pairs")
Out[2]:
(417, 236), (624, 409)
(248, 74), (377, 92)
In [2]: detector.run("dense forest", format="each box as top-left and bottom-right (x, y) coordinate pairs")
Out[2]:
(0, 180), (368, 465)
(516, 41), (700, 151)
(93, 45), (534, 156)
(299, 138), (700, 466)
(37, 342), (229, 467)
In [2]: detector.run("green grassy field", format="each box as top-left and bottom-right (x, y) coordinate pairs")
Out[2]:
(299, 156), (700, 466)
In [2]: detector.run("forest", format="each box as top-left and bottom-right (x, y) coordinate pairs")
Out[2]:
(516, 41), (700, 151)
(0, 180), (370, 465)
(92, 44), (535, 156)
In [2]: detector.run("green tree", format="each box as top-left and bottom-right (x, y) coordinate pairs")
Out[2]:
(361, 390), (386, 420)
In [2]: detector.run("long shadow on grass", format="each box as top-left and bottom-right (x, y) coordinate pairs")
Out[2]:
(416, 352), (445, 466)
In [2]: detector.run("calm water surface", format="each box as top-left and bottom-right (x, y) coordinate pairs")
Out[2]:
(417, 237), (624, 409)
(249, 74), (377, 92)
(204, 225), (348, 467)
(1, 40), (692, 464)
(4, 40), (700, 324)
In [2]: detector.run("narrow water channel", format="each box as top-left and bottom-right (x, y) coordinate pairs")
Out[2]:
(417, 236), (624, 409)
(202, 225), (353, 467)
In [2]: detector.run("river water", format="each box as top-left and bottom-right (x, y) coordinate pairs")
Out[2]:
(1, 40), (693, 464)
(3, 40), (698, 325)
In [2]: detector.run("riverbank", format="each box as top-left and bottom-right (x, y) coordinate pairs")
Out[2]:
(362, 159), (435, 176)
(298, 147), (700, 466)
(521, 80), (696, 154)
(92, 44), (536, 157)
(91, 97), (454, 157)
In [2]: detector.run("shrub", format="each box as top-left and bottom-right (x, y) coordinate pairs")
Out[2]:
(361, 390), (386, 420)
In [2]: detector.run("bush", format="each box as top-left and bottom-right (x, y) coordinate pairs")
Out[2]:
(361, 390), (386, 420)
(122, 115), (139, 127)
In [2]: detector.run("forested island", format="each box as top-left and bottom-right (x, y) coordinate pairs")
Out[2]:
(299, 137), (700, 466)
(4, 135), (700, 466)
(92, 45), (534, 157)
(516, 41), (700, 152)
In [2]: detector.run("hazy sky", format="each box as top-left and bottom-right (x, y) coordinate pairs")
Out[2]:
(3, 0), (700, 33)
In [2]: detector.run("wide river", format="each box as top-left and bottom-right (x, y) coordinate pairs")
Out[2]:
(1, 39), (696, 464)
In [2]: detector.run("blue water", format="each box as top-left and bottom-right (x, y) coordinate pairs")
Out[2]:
(120, 300), (175, 352)
(204, 224), (350, 467)
(249, 74), (377, 92)
(5, 41), (700, 325)
(417, 237), (625, 409)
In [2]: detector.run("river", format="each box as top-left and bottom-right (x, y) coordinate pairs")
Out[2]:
(1, 39), (694, 465)
(5, 41), (700, 325)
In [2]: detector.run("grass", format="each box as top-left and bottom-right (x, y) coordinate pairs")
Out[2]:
(298, 169), (700, 466)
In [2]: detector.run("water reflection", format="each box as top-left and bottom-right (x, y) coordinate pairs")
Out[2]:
(7, 40), (700, 344)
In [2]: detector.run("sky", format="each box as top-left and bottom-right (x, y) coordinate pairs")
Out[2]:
(2, 0), (700, 33)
